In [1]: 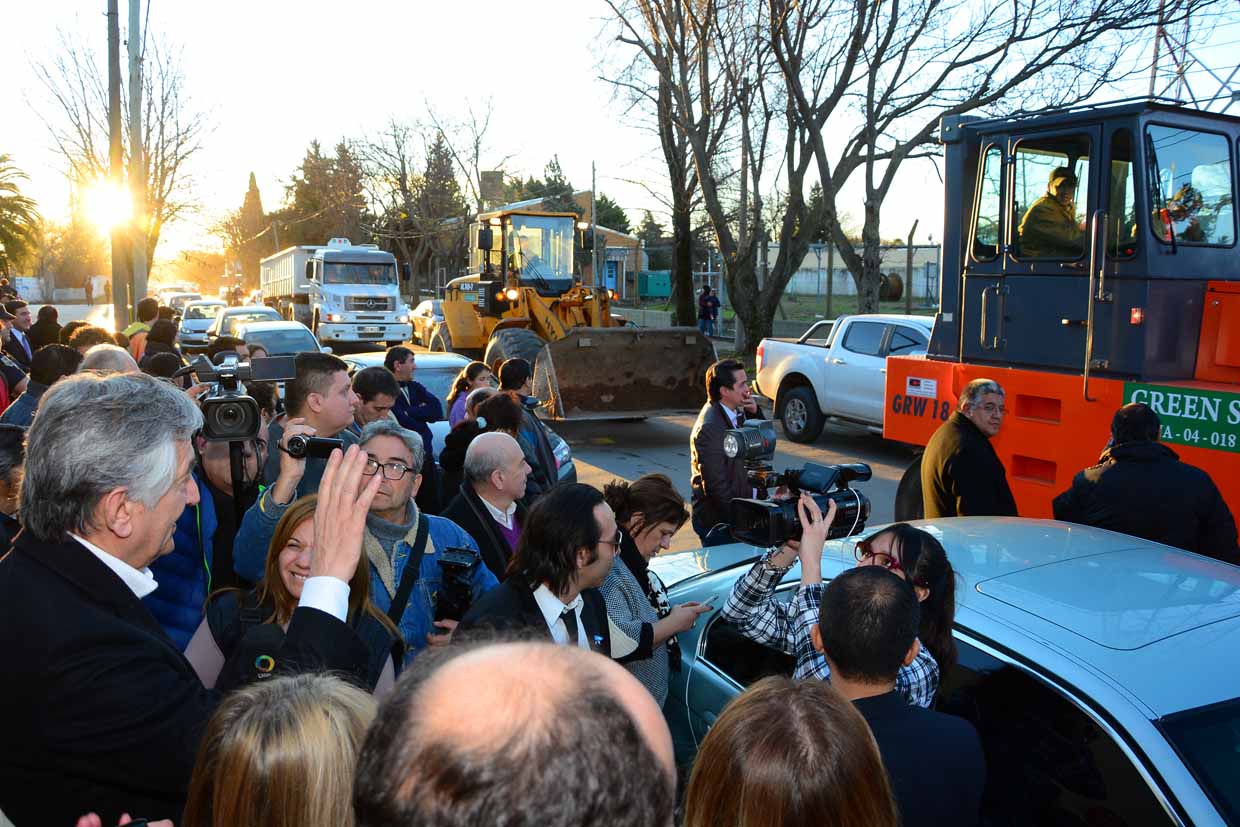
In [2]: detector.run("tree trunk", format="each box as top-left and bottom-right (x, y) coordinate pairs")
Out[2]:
(671, 202), (694, 326)
(855, 202), (884, 313)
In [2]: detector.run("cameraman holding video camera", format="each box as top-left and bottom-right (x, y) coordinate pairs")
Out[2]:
(690, 359), (765, 546)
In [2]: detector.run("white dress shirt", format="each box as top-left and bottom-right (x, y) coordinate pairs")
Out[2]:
(478, 493), (517, 530)
(532, 583), (589, 650)
(70, 533), (350, 622)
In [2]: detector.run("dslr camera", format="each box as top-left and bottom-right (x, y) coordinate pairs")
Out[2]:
(187, 354), (296, 441)
(723, 421), (872, 546)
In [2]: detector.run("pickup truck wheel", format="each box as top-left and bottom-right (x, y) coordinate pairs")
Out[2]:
(894, 455), (925, 521)
(779, 386), (825, 443)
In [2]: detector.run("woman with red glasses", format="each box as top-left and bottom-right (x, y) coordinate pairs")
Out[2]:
(720, 493), (957, 707)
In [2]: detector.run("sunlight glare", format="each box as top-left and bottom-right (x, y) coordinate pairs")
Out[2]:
(82, 180), (133, 232)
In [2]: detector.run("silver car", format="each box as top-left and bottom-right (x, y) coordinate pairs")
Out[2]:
(177, 299), (227, 351)
(340, 351), (576, 481)
(656, 517), (1240, 826)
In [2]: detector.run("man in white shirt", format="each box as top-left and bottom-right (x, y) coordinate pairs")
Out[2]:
(441, 432), (531, 580)
(0, 372), (378, 826)
(458, 483), (615, 653)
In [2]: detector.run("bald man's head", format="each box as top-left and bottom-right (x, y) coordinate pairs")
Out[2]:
(79, 344), (140, 375)
(354, 641), (675, 827)
(463, 431), (529, 502)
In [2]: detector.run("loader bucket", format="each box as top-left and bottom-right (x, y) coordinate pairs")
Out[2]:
(531, 327), (718, 420)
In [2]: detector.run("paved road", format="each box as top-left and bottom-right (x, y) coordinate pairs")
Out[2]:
(554, 414), (916, 553)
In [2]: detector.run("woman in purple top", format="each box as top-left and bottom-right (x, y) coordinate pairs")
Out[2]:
(447, 361), (495, 427)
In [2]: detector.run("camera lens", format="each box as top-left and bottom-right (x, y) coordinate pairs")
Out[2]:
(202, 396), (260, 441)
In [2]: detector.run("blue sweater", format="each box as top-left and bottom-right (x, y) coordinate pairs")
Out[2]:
(144, 470), (218, 650)
(392, 381), (442, 460)
(233, 490), (498, 664)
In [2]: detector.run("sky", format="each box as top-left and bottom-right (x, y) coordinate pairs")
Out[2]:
(3, 1), (1239, 268)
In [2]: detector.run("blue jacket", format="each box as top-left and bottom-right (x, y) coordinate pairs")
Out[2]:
(392, 380), (442, 460)
(233, 489), (498, 664)
(0, 380), (46, 427)
(144, 470), (218, 650)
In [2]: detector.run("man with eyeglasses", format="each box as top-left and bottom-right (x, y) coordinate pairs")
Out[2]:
(458, 483), (614, 654)
(920, 378), (1018, 519)
(235, 418), (498, 663)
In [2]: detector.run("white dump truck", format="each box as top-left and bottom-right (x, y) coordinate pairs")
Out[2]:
(260, 239), (412, 347)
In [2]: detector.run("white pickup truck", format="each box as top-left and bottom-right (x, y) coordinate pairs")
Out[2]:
(753, 314), (933, 442)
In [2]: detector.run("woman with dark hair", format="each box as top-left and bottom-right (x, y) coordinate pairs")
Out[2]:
(439, 388), (515, 496)
(683, 676), (898, 827)
(720, 496), (956, 707)
(600, 474), (710, 703)
(28, 305), (61, 351)
(139, 318), (184, 371)
(184, 495), (402, 695)
(447, 360), (494, 427)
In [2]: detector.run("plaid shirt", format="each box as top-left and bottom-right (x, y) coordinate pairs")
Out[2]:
(719, 550), (940, 708)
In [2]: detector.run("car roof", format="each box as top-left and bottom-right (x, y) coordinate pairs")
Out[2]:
(342, 351), (470, 371)
(219, 305), (278, 315)
(838, 313), (934, 328)
(236, 320), (313, 334)
(185, 298), (225, 306)
(653, 517), (1240, 717)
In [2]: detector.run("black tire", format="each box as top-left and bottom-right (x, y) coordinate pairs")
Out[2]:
(777, 386), (825, 443)
(429, 326), (453, 353)
(894, 455), (925, 522)
(484, 328), (546, 374)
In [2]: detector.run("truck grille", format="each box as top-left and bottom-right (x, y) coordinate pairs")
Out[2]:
(346, 296), (393, 312)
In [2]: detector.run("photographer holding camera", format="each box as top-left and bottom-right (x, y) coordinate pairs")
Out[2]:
(690, 359), (765, 546)
(235, 419), (499, 664)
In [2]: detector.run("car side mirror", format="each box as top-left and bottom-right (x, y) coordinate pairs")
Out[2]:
(304, 261), (316, 282)
(320, 346), (333, 354)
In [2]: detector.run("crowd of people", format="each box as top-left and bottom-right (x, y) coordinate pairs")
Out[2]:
(0, 281), (1235, 827)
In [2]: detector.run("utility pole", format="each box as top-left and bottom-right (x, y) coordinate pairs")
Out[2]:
(107, 0), (129, 330)
(590, 163), (598, 289)
(128, 0), (147, 311)
(904, 220), (919, 315)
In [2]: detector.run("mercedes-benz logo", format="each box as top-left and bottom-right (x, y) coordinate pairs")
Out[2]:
(366, 298), (378, 309)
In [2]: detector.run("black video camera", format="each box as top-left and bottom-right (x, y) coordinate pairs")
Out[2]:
(187, 354), (296, 441)
(722, 421), (873, 546)
(435, 547), (481, 622)
(284, 434), (345, 460)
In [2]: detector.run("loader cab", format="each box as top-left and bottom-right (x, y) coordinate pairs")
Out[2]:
(469, 210), (577, 298)
(931, 101), (1240, 382)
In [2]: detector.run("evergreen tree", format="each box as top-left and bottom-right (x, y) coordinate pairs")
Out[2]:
(533, 156), (581, 216)
(638, 210), (671, 270)
(594, 193), (631, 234)
(279, 140), (371, 246)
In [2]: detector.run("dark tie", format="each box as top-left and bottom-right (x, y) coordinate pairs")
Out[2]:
(736, 410), (746, 427)
(560, 606), (580, 646)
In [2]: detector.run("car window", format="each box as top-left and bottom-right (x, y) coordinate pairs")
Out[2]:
(185, 304), (224, 320)
(417, 368), (459, 408)
(841, 321), (886, 357)
(700, 589), (797, 687)
(246, 329), (317, 356)
(937, 640), (1175, 826)
(1159, 699), (1240, 824)
(887, 326), (928, 355)
(799, 320), (835, 347)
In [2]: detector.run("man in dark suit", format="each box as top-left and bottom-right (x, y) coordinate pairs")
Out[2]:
(810, 566), (986, 827)
(2, 299), (33, 371)
(1053, 402), (1239, 562)
(441, 432), (530, 581)
(690, 358), (764, 545)
(0, 372), (381, 826)
(459, 483), (614, 654)
(921, 377), (1017, 518)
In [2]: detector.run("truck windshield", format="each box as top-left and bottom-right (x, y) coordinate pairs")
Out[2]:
(323, 262), (396, 285)
(507, 215), (574, 279)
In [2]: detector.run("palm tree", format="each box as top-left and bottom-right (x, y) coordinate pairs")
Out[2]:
(0, 154), (41, 278)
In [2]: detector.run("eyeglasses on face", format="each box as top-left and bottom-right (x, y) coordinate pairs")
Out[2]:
(855, 540), (905, 574)
(974, 402), (1007, 416)
(362, 458), (413, 480)
(597, 529), (624, 550)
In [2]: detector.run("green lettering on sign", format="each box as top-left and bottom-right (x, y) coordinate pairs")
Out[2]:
(1123, 382), (1240, 453)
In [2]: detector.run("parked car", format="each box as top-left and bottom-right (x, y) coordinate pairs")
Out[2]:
(410, 300), (443, 347)
(159, 291), (202, 315)
(654, 517), (1240, 826)
(754, 313), (933, 442)
(234, 320), (327, 357)
(177, 299), (227, 351)
(206, 305), (282, 343)
(340, 351), (576, 482)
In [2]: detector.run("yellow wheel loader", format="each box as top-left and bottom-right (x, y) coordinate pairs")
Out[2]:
(431, 209), (717, 420)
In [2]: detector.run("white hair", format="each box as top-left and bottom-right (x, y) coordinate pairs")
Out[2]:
(359, 418), (424, 471)
(80, 343), (140, 374)
(21, 372), (203, 541)
(464, 431), (522, 486)
(959, 378), (1004, 410)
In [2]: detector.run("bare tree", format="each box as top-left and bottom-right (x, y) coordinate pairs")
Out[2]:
(770, 0), (1209, 312)
(31, 29), (207, 267)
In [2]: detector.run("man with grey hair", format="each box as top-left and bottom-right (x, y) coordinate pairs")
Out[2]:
(921, 377), (1018, 518)
(79, 342), (140, 374)
(0, 372), (383, 826)
(236, 418), (499, 663)
(441, 432), (531, 580)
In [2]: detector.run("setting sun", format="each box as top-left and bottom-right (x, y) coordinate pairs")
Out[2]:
(81, 179), (133, 232)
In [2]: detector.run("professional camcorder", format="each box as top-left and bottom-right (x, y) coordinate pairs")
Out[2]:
(724, 421), (872, 546)
(186, 354), (296, 441)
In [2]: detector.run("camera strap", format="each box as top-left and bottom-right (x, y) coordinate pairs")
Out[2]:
(386, 517), (431, 630)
